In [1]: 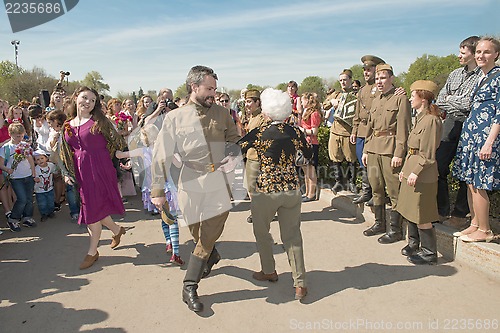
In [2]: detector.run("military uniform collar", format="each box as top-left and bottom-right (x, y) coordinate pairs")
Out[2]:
(380, 86), (395, 97)
(251, 107), (262, 117)
(188, 100), (210, 115)
(415, 110), (426, 123)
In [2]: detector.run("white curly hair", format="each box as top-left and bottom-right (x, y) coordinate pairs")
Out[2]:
(260, 88), (292, 122)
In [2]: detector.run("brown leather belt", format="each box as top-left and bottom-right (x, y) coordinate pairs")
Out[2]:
(374, 130), (396, 137)
(408, 148), (419, 155)
(183, 161), (224, 173)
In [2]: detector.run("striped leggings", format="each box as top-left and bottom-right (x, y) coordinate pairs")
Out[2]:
(161, 221), (179, 255)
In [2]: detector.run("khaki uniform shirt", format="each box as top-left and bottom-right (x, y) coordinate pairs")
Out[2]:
(325, 90), (356, 137)
(246, 108), (266, 161)
(151, 102), (240, 196)
(363, 87), (411, 158)
(400, 112), (442, 183)
(352, 82), (378, 138)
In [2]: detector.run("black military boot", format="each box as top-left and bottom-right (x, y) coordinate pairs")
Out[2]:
(363, 205), (386, 236)
(202, 247), (221, 279)
(182, 254), (206, 312)
(331, 162), (344, 193)
(346, 162), (358, 194)
(401, 221), (420, 256)
(353, 168), (372, 204)
(378, 210), (403, 244)
(408, 227), (438, 265)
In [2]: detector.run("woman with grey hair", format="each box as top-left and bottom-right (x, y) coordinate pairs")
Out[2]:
(238, 88), (312, 301)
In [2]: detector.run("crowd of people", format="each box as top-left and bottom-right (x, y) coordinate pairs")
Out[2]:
(0, 36), (498, 311)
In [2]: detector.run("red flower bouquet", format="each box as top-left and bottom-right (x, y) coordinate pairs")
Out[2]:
(113, 111), (133, 131)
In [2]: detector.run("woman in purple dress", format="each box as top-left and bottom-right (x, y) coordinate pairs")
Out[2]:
(60, 87), (128, 270)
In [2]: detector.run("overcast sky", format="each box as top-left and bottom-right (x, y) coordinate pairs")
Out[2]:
(0, 0), (498, 95)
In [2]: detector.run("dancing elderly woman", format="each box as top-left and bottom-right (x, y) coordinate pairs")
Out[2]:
(238, 88), (312, 301)
(60, 87), (128, 270)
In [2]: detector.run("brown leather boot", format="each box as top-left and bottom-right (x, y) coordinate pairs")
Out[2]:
(79, 252), (99, 270)
(252, 270), (279, 282)
(110, 226), (126, 249)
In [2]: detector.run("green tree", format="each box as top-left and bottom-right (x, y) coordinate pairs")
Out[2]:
(81, 71), (110, 94)
(138, 87), (144, 99)
(299, 76), (326, 101)
(275, 82), (287, 91)
(399, 54), (459, 93)
(246, 84), (265, 92)
(174, 84), (188, 99)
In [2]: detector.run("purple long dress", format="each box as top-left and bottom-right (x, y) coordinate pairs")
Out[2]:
(65, 119), (125, 225)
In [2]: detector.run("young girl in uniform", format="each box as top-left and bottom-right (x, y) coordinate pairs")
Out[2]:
(397, 80), (442, 265)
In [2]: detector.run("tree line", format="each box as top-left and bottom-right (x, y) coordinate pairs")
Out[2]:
(0, 53), (465, 105)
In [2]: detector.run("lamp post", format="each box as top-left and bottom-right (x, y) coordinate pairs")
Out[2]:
(10, 40), (20, 69)
(10, 40), (20, 101)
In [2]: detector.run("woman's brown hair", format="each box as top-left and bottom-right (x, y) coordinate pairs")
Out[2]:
(66, 86), (116, 135)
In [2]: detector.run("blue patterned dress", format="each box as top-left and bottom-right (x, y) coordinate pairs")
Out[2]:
(453, 66), (500, 190)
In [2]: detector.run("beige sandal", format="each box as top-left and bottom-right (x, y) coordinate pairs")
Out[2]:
(460, 228), (495, 243)
(453, 222), (479, 237)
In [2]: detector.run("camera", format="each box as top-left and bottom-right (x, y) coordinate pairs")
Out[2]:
(164, 98), (178, 110)
(60, 70), (70, 76)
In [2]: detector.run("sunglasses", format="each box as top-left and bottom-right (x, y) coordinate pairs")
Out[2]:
(219, 99), (229, 103)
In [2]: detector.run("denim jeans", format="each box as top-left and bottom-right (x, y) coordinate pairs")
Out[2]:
(66, 184), (80, 216)
(10, 176), (35, 220)
(35, 189), (55, 216)
(355, 137), (365, 167)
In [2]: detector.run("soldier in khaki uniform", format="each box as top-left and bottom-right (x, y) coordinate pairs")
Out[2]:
(397, 80), (442, 265)
(151, 66), (241, 312)
(362, 64), (411, 244)
(243, 89), (267, 223)
(350, 55), (385, 204)
(323, 69), (358, 193)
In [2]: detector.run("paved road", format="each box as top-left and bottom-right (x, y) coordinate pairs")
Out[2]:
(1, 192), (499, 332)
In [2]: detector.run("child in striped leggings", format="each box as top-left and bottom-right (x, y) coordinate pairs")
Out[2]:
(162, 180), (184, 266)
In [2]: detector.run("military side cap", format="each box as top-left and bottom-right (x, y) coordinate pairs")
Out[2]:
(245, 89), (261, 99)
(340, 69), (353, 78)
(376, 63), (393, 73)
(361, 55), (385, 68)
(410, 80), (439, 96)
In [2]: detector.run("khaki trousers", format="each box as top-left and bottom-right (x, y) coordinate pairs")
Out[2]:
(251, 190), (306, 288)
(366, 153), (401, 207)
(243, 159), (260, 193)
(177, 188), (231, 260)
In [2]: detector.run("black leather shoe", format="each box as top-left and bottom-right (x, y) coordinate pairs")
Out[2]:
(407, 251), (437, 265)
(331, 182), (343, 193)
(353, 192), (371, 204)
(365, 198), (374, 206)
(182, 285), (204, 312)
(378, 232), (403, 244)
(363, 223), (385, 236)
(401, 243), (419, 256)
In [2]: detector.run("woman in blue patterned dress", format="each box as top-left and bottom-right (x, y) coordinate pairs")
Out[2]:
(453, 37), (500, 242)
